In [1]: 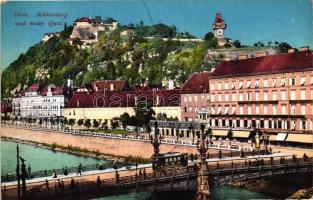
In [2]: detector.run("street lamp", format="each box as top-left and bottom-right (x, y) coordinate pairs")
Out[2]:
(227, 126), (233, 148)
(255, 131), (260, 150)
(205, 125), (212, 147)
(176, 123), (180, 142)
(189, 123), (195, 143)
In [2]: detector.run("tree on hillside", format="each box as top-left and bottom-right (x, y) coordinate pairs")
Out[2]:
(233, 40), (242, 48)
(204, 32), (214, 41)
(277, 42), (292, 53)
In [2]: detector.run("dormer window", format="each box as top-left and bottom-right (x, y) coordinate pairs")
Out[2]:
(231, 82), (236, 89)
(255, 81), (259, 88)
(291, 78), (296, 86)
(281, 79), (286, 87)
(272, 79), (277, 87)
(239, 81), (243, 89)
(246, 81), (251, 88)
(300, 77), (305, 86)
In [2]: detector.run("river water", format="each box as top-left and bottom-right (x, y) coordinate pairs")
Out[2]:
(1, 140), (272, 199)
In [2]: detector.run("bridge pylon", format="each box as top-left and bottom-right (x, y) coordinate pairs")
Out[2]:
(196, 123), (210, 200)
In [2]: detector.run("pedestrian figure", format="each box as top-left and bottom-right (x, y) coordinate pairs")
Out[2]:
(97, 176), (101, 188)
(27, 164), (31, 179)
(61, 180), (64, 191)
(139, 169), (142, 177)
(70, 178), (75, 191)
(54, 182), (58, 195)
(3, 184), (6, 192)
(115, 171), (120, 184)
(58, 179), (61, 189)
(113, 160), (118, 171)
(44, 169), (47, 177)
(45, 179), (49, 190)
(64, 167), (68, 176)
(75, 181), (79, 191)
(135, 162), (138, 171)
(99, 163), (103, 170)
(52, 169), (57, 178)
(77, 164), (82, 175)
(303, 153), (308, 162)
(143, 168), (147, 179)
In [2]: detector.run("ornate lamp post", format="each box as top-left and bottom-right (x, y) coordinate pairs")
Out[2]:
(255, 131), (260, 150)
(189, 123), (195, 143)
(16, 145), (21, 200)
(20, 157), (27, 200)
(176, 123), (180, 142)
(150, 120), (161, 171)
(205, 126), (212, 147)
(227, 126), (233, 148)
(196, 123), (210, 200)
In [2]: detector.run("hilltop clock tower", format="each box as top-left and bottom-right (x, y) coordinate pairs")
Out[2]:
(212, 13), (227, 39)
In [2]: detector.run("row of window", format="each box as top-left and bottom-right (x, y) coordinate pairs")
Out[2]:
(208, 118), (310, 130)
(211, 89), (313, 102)
(211, 76), (313, 91)
(210, 104), (309, 115)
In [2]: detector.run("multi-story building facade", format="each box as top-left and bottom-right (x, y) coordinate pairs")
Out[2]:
(180, 71), (210, 122)
(208, 48), (313, 144)
(64, 80), (181, 127)
(12, 83), (72, 119)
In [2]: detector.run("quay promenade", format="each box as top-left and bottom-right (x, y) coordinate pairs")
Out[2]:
(2, 152), (296, 200)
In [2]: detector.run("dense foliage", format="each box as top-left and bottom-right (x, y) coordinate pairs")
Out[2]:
(2, 18), (291, 98)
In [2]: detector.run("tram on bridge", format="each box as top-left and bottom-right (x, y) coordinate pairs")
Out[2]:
(152, 152), (188, 171)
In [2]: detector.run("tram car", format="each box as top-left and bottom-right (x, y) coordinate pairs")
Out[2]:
(152, 152), (188, 171)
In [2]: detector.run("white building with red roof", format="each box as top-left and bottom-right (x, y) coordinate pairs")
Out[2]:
(12, 83), (73, 119)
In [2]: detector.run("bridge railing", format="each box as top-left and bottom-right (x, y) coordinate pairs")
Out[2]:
(3, 123), (253, 152)
(1, 161), (114, 183)
(207, 157), (313, 171)
(8, 157), (313, 199)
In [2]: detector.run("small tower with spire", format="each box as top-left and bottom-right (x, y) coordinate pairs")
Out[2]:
(212, 13), (227, 39)
(212, 13), (229, 46)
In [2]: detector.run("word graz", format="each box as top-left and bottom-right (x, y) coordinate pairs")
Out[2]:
(91, 93), (180, 111)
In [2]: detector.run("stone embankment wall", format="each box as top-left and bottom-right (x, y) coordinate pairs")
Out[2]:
(0, 127), (206, 159)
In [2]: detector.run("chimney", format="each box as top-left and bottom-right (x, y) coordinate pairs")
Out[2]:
(288, 48), (296, 53)
(300, 46), (309, 52)
(255, 51), (268, 57)
(238, 54), (248, 60)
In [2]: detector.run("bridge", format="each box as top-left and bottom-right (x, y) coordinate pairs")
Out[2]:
(2, 156), (312, 200)
(2, 121), (312, 200)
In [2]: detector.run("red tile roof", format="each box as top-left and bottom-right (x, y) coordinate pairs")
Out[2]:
(211, 51), (313, 78)
(65, 89), (180, 108)
(92, 80), (131, 92)
(180, 72), (211, 94)
(25, 83), (42, 92)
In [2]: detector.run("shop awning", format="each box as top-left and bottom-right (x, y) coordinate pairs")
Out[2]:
(232, 130), (250, 138)
(212, 130), (228, 136)
(276, 133), (287, 141)
(286, 134), (313, 144)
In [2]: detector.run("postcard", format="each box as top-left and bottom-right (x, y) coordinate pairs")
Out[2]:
(1, 0), (312, 199)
